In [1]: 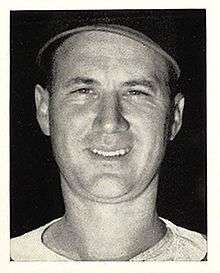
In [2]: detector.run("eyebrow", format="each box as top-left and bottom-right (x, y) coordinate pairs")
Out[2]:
(64, 77), (159, 89)
(122, 79), (155, 87)
(65, 77), (100, 87)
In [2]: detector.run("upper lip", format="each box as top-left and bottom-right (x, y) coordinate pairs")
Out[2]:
(84, 132), (134, 152)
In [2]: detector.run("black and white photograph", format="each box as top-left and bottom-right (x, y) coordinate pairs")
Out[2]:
(9, 9), (207, 262)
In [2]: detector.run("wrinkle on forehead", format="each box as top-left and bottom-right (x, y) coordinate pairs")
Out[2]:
(54, 31), (167, 64)
(51, 31), (170, 90)
(54, 31), (146, 58)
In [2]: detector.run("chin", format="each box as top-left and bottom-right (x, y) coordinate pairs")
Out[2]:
(75, 181), (148, 204)
(76, 173), (133, 203)
(61, 169), (157, 204)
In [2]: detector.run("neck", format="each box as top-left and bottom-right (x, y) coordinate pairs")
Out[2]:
(45, 176), (166, 261)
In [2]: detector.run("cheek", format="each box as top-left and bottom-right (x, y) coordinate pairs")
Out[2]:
(48, 105), (95, 164)
(49, 100), (94, 138)
(129, 106), (170, 159)
(127, 101), (170, 136)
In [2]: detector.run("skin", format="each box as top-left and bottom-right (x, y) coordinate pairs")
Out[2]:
(35, 30), (184, 260)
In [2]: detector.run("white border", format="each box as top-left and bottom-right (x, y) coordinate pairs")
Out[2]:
(1, 1), (220, 273)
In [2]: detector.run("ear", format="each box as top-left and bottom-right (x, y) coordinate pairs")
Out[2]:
(169, 93), (185, 141)
(35, 84), (50, 136)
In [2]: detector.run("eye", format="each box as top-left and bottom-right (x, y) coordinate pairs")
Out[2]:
(128, 90), (150, 96)
(69, 88), (98, 98)
(72, 88), (94, 95)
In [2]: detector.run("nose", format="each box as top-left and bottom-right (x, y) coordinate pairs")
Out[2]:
(92, 95), (129, 133)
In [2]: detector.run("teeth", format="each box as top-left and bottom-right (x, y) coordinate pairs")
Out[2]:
(91, 148), (130, 157)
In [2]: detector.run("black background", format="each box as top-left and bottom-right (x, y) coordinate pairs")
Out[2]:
(10, 10), (206, 237)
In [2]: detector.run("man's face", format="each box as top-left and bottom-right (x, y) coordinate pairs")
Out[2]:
(36, 31), (184, 203)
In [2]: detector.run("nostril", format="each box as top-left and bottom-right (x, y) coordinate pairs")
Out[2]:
(100, 113), (129, 133)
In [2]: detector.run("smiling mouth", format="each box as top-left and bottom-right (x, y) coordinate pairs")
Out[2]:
(89, 147), (130, 158)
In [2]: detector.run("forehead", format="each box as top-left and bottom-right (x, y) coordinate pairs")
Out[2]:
(52, 31), (170, 81)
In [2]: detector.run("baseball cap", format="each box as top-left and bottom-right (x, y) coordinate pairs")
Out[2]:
(36, 24), (180, 79)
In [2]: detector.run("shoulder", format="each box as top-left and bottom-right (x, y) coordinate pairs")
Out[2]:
(11, 224), (47, 261)
(10, 218), (67, 261)
(162, 218), (207, 261)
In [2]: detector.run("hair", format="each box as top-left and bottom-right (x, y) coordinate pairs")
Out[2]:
(36, 35), (72, 92)
(167, 64), (180, 100)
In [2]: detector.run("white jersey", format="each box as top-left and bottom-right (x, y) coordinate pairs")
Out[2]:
(10, 217), (207, 261)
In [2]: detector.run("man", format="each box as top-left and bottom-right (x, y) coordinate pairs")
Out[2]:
(10, 23), (207, 261)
